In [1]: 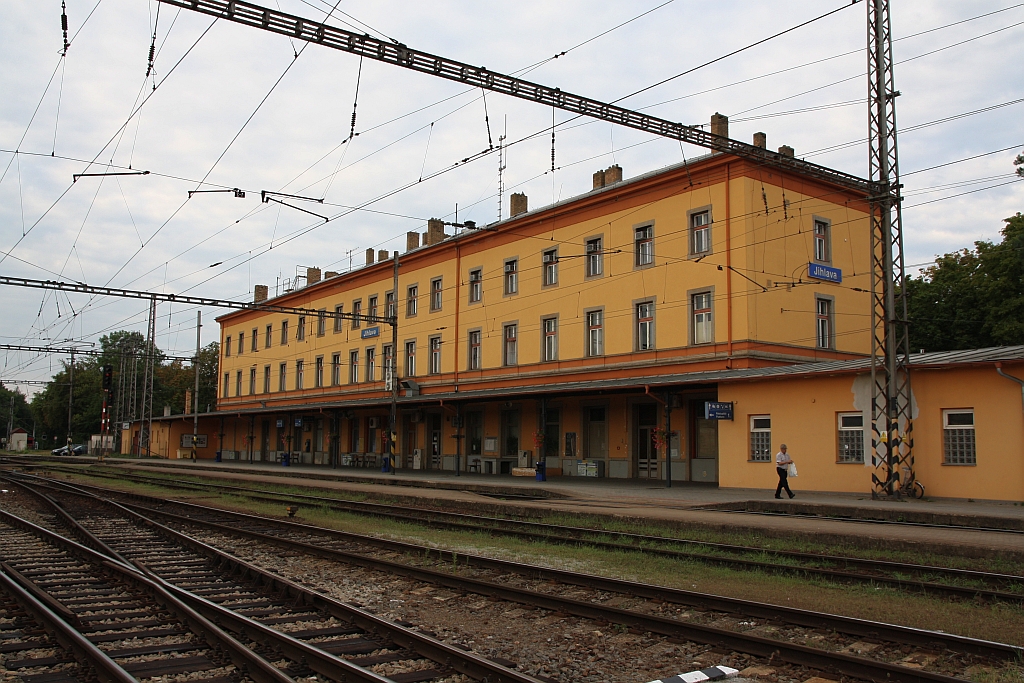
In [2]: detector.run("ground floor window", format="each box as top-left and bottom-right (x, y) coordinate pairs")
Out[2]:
(837, 412), (864, 463)
(749, 415), (771, 461)
(943, 409), (975, 465)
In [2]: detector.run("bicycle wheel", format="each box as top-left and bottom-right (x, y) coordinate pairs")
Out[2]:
(909, 481), (925, 499)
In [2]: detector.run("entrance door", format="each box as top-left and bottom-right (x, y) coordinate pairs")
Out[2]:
(690, 401), (719, 482)
(635, 403), (659, 478)
(500, 409), (520, 474)
(428, 413), (442, 469)
(584, 406), (608, 459)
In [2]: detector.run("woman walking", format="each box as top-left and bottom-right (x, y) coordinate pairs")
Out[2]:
(775, 444), (795, 499)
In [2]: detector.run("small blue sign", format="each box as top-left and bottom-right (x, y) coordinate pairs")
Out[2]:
(808, 262), (842, 283)
(361, 327), (380, 339)
(705, 401), (734, 420)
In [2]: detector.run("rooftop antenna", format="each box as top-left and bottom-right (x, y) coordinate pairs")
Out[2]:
(497, 116), (507, 222)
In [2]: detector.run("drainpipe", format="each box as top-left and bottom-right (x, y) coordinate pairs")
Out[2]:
(996, 362), (1024, 411)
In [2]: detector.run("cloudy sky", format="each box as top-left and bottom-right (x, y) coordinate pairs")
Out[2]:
(1, 0), (1022, 391)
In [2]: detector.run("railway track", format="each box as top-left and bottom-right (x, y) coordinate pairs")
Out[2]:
(6, 472), (1021, 683)
(31, 464), (1024, 603)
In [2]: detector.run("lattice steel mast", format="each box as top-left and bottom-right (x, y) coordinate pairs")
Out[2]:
(867, 0), (913, 497)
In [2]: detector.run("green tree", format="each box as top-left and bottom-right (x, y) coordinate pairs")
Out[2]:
(2, 383), (34, 447)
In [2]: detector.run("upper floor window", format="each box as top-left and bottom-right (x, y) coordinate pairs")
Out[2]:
(225, 336), (231, 357)
(365, 347), (376, 382)
(280, 320), (289, 346)
(692, 292), (713, 345)
(235, 370), (242, 397)
(295, 360), (304, 389)
(249, 368), (256, 395)
(430, 278), (443, 311)
(265, 324), (272, 348)
(429, 336), (442, 374)
(367, 296), (378, 322)
(503, 324), (518, 366)
(542, 317), (558, 361)
(238, 332), (244, 355)
(585, 238), (603, 277)
(542, 249), (558, 286)
(636, 301), (655, 351)
(586, 310), (603, 357)
(814, 219), (831, 263)
(406, 286), (418, 317)
(691, 210), (711, 255)
(504, 260), (518, 295)
(385, 292), (396, 319)
(837, 413), (864, 463)
(405, 341), (416, 377)
(317, 310), (326, 336)
(635, 225), (653, 267)
(351, 301), (362, 329)
(383, 344), (394, 383)
(315, 356), (324, 387)
(749, 415), (771, 461)
(468, 330), (481, 370)
(251, 329), (258, 352)
(943, 409), (975, 465)
(816, 297), (833, 349)
(349, 350), (359, 384)
(334, 304), (344, 332)
(296, 316), (306, 341)
(263, 365), (271, 394)
(469, 269), (482, 303)
(278, 363), (287, 392)
(223, 372), (229, 398)
(331, 353), (341, 386)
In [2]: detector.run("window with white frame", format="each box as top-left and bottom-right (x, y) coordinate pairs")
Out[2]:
(365, 347), (376, 382)
(315, 356), (324, 388)
(278, 363), (286, 392)
(251, 328), (258, 352)
(225, 336), (231, 357)
(317, 310), (326, 336)
(405, 341), (416, 377)
(429, 336), (441, 374)
(238, 332), (244, 355)
(280, 320), (289, 346)
(406, 286), (418, 317)
(814, 219), (831, 263)
(692, 291), (713, 344)
(249, 367), (256, 395)
(351, 301), (361, 329)
(349, 350), (359, 384)
(636, 301), (654, 351)
(837, 413), (864, 463)
(635, 225), (653, 267)
(296, 317), (305, 341)
(430, 278), (442, 311)
(263, 365), (270, 393)
(265, 324), (273, 348)
(468, 330), (481, 370)
(235, 371), (242, 397)
(542, 317), (558, 361)
(943, 409), (976, 465)
(542, 249), (558, 286)
(469, 269), (482, 303)
(816, 297), (833, 349)
(383, 344), (393, 383)
(385, 292), (396, 319)
(585, 238), (603, 277)
(295, 360), (304, 390)
(504, 260), (518, 295)
(333, 305), (344, 332)
(331, 353), (340, 386)
(691, 210), (711, 255)
(222, 372), (229, 398)
(503, 324), (518, 365)
(367, 296), (378, 322)
(750, 415), (772, 461)
(586, 309), (603, 357)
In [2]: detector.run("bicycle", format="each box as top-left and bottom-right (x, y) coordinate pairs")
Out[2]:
(897, 466), (925, 499)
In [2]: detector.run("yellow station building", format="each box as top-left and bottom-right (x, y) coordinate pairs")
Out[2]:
(126, 125), (1024, 501)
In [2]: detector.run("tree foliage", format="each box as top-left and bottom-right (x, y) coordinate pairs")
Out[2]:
(906, 212), (1024, 352)
(1, 383), (33, 439)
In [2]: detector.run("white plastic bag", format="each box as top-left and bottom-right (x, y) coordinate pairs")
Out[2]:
(787, 462), (798, 477)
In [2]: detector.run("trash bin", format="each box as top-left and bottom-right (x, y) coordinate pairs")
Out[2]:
(214, 451), (222, 463)
(535, 459), (546, 482)
(381, 455), (391, 473)
(282, 452), (291, 467)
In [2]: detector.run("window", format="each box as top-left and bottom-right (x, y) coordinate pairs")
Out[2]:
(691, 210), (711, 255)
(235, 370), (242, 397)
(542, 249), (558, 286)
(814, 219), (831, 263)
(468, 330), (481, 370)
(504, 260), (518, 295)
(351, 301), (361, 329)
(542, 317), (558, 361)
(750, 415), (772, 461)
(278, 363), (287, 392)
(295, 360), (304, 390)
(385, 292), (396, 319)
(334, 305), (344, 332)
(263, 365), (270, 394)
(429, 336), (441, 374)
(331, 353), (341, 386)
(315, 356), (324, 387)
(265, 324), (272, 348)
(223, 372), (229, 398)
(349, 350), (359, 384)
(249, 368), (256, 395)
(943, 409), (976, 465)
(251, 329), (258, 352)
(238, 332), (244, 355)
(430, 278), (442, 311)
(635, 224), (653, 267)
(816, 297), (833, 349)
(586, 310), (603, 357)
(366, 347), (376, 382)
(405, 341), (416, 377)
(406, 286), (418, 317)
(317, 309), (326, 336)
(225, 336), (231, 357)
(585, 238), (603, 277)
(837, 413), (864, 463)
(383, 344), (393, 385)
(296, 316), (305, 341)
(469, 269), (482, 302)
(368, 296), (378, 322)
(636, 301), (655, 351)
(692, 292), (713, 345)
(280, 320), (289, 346)
(503, 324), (518, 366)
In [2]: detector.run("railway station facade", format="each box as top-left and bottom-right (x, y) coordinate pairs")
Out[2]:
(125, 139), (1024, 501)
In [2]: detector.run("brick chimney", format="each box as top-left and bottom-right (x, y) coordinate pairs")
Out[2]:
(406, 231), (420, 252)
(378, 249), (389, 262)
(510, 192), (528, 217)
(604, 164), (622, 185)
(711, 112), (729, 138)
(753, 132), (767, 149)
(778, 145), (794, 158)
(254, 284), (268, 303)
(306, 267), (321, 285)
(426, 218), (445, 246)
(592, 169), (606, 190)
(365, 248), (375, 265)
(324, 271), (339, 279)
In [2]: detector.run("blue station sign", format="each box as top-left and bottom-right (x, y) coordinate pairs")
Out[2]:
(808, 262), (842, 283)
(704, 401), (734, 420)
(361, 326), (380, 339)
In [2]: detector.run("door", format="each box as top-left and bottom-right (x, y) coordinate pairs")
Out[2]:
(428, 413), (442, 469)
(690, 400), (719, 482)
(584, 406), (608, 459)
(635, 403), (659, 478)
(500, 409), (520, 473)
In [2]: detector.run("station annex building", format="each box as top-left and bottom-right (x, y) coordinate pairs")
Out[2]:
(126, 121), (1024, 502)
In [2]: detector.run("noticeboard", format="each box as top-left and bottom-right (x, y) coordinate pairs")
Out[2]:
(179, 434), (209, 448)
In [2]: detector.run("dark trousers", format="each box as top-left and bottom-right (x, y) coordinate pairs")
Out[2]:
(776, 466), (793, 497)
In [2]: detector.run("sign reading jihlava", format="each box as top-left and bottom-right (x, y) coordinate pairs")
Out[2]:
(361, 327), (380, 339)
(808, 262), (842, 283)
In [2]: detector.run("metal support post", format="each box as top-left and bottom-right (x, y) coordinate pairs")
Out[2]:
(665, 394), (673, 489)
(66, 350), (74, 450)
(389, 253), (399, 474)
(193, 311), (201, 462)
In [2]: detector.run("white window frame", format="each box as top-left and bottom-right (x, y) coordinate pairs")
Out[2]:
(315, 356), (324, 388)
(351, 301), (361, 329)
(469, 269), (483, 303)
(429, 336), (442, 374)
(406, 286), (418, 317)
(692, 291), (713, 345)
(690, 209), (711, 255)
(295, 359), (304, 390)
(636, 301), (655, 351)
(837, 412), (864, 463)
(542, 317), (558, 362)
(349, 350), (359, 384)
(251, 328), (258, 352)
(814, 218), (831, 263)
(405, 341), (416, 377)
(331, 353), (341, 386)
(816, 297), (834, 350)
(430, 278), (443, 311)
(238, 332), (244, 355)
(504, 259), (518, 295)
(503, 323), (518, 366)
(280, 320), (289, 346)
(296, 317), (305, 341)
(542, 249), (558, 286)
(586, 309), (604, 357)
(943, 409), (976, 465)
(333, 305), (344, 333)
(749, 415), (772, 462)
(317, 309), (326, 336)
(266, 324), (273, 348)
(365, 347), (376, 382)
(468, 329), (481, 370)
(263, 365), (271, 394)
(278, 363), (287, 392)
(634, 224), (653, 267)
(585, 238), (603, 277)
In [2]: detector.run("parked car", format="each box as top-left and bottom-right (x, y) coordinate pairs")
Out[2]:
(51, 444), (87, 456)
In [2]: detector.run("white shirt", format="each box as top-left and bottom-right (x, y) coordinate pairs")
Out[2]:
(776, 451), (790, 466)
